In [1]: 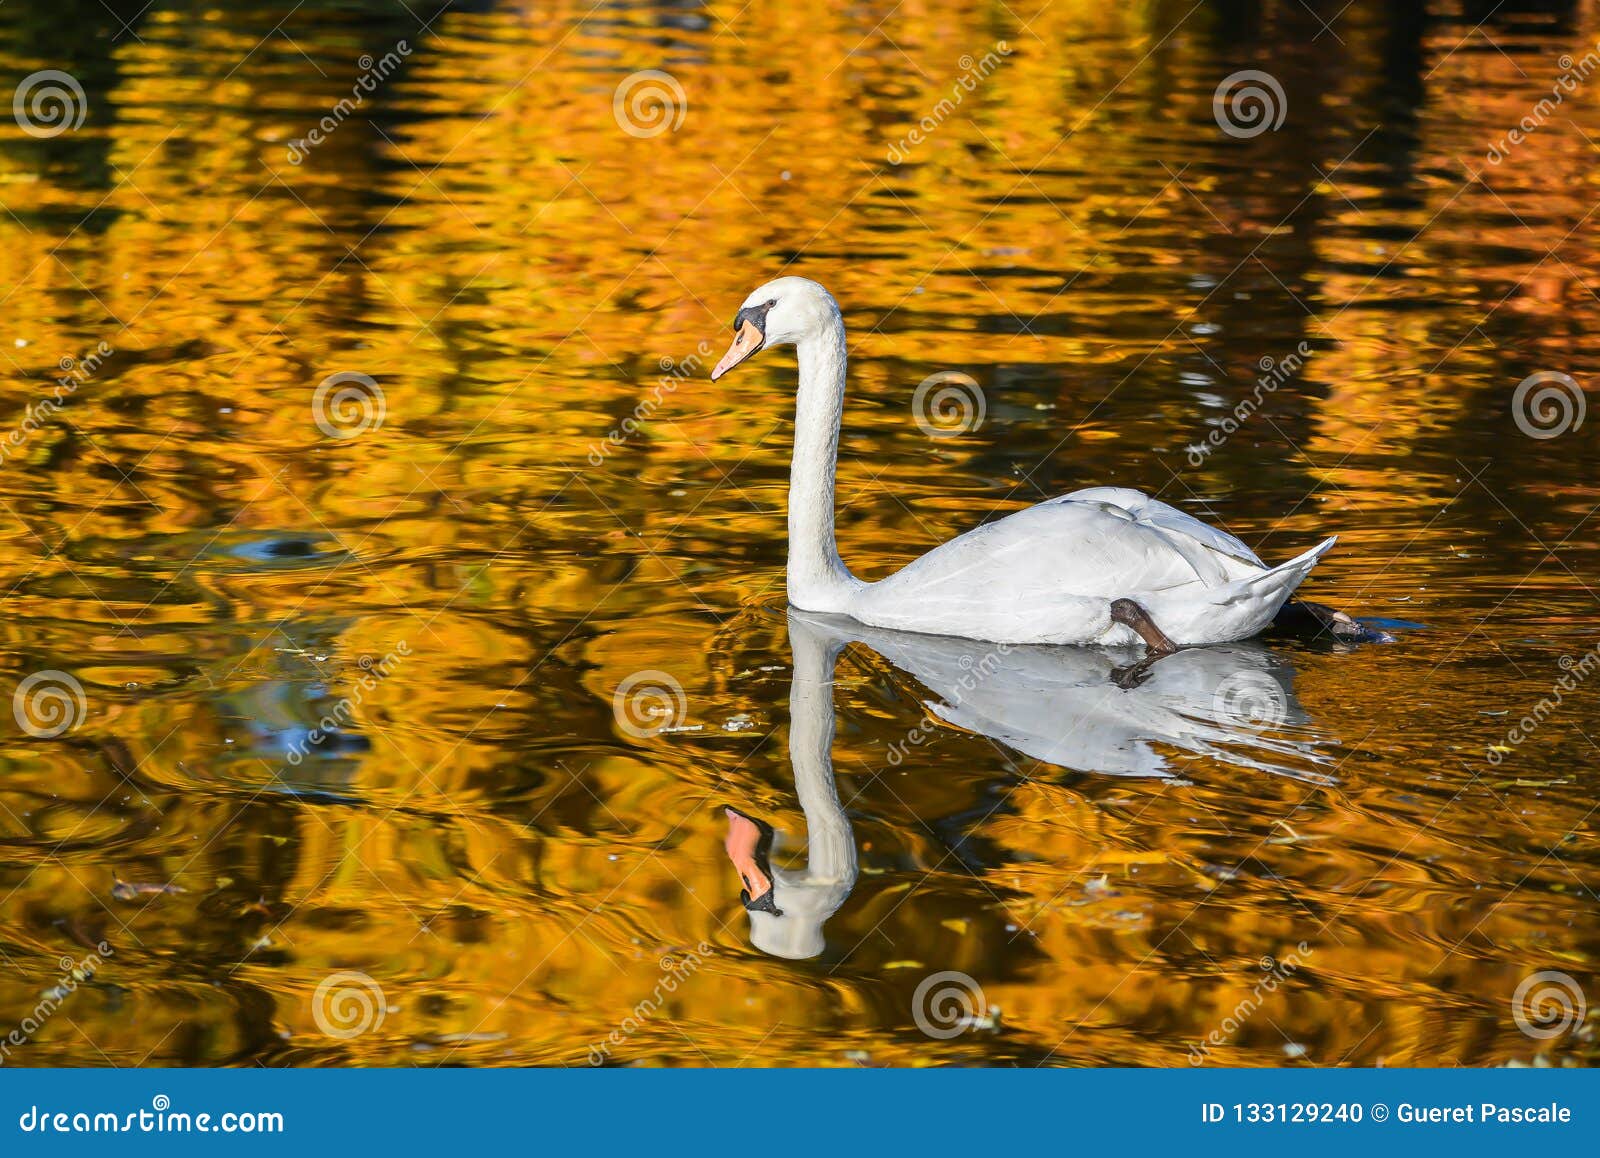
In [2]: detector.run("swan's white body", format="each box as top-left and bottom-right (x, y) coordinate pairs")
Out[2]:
(713, 277), (1332, 649)
(849, 488), (1333, 647)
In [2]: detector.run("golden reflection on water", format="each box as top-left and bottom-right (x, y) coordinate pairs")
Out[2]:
(0, 0), (1597, 1066)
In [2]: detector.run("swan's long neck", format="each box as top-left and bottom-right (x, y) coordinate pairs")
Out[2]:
(788, 319), (860, 612)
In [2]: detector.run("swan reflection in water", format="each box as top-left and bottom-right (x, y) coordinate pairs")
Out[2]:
(723, 610), (1332, 960)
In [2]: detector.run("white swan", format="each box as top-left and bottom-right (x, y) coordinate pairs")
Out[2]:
(711, 276), (1340, 651)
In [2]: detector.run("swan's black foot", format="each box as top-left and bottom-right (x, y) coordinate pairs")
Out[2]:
(1273, 599), (1394, 643)
(1110, 598), (1177, 656)
(1111, 654), (1163, 690)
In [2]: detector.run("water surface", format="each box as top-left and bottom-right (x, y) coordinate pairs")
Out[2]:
(1, 0), (1598, 1067)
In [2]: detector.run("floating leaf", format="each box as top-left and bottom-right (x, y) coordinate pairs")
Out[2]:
(111, 880), (185, 902)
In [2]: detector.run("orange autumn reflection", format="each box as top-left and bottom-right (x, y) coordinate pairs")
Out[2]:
(0, 0), (1597, 1067)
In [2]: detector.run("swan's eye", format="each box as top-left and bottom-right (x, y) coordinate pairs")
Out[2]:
(765, 299), (776, 308)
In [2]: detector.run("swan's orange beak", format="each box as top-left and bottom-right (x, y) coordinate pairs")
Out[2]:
(711, 318), (763, 381)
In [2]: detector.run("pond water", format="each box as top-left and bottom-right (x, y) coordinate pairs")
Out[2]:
(0, 0), (1597, 1067)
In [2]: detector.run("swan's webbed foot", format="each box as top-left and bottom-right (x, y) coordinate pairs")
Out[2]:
(1111, 653), (1164, 690)
(1273, 599), (1394, 644)
(1109, 598), (1177, 656)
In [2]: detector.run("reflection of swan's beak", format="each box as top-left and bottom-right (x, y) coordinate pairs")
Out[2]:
(723, 807), (781, 915)
(710, 318), (763, 381)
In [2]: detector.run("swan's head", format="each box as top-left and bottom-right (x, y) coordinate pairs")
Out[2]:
(710, 276), (840, 381)
(723, 804), (851, 961)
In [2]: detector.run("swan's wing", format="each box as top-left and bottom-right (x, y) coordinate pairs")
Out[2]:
(867, 493), (1246, 609)
(848, 491), (1325, 645)
(852, 503), (1201, 641)
(1049, 487), (1265, 576)
(922, 504), (1195, 590)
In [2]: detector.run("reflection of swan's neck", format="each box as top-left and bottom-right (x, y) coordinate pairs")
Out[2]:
(746, 616), (858, 960)
(787, 626), (855, 884)
(788, 322), (859, 612)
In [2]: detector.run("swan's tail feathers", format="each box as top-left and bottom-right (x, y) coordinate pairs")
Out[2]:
(1242, 535), (1337, 601)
